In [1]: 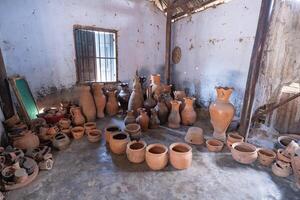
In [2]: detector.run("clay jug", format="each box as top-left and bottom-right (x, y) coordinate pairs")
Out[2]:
(136, 108), (149, 132)
(161, 84), (173, 110)
(128, 75), (144, 116)
(181, 97), (196, 126)
(174, 90), (186, 111)
(70, 107), (85, 126)
(209, 87), (235, 141)
(168, 100), (181, 129)
(13, 131), (40, 150)
(124, 110), (136, 125)
(149, 108), (160, 129)
(92, 83), (106, 118)
(150, 74), (162, 101)
(106, 90), (119, 116)
(79, 85), (96, 122)
(144, 86), (157, 115)
(155, 96), (169, 125)
(118, 83), (130, 114)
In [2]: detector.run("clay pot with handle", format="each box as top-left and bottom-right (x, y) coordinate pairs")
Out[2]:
(181, 97), (196, 126)
(70, 107), (85, 126)
(79, 85), (96, 122)
(168, 100), (181, 129)
(136, 108), (149, 132)
(92, 83), (106, 118)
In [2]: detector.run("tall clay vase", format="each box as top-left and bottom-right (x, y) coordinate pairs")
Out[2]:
(150, 74), (162, 101)
(136, 108), (150, 132)
(128, 75), (144, 116)
(70, 107), (85, 126)
(155, 97), (169, 125)
(92, 83), (106, 118)
(209, 87), (235, 141)
(106, 90), (119, 116)
(181, 97), (196, 126)
(118, 83), (130, 114)
(168, 100), (181, 129)
(79, 85), (96, 122)
(143, 86), (157, 115)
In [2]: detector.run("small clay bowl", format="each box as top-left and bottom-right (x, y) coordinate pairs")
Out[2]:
(71, 126), (85, 139)
(126, 140), (147, 163)
(169, 143), (192, 170)
(277, 149), (291, 163)
(87, 129), (101, 143)
(84, 122), (97, 134)
(206, 139), (224, 152)
(257, 148), (276, 166)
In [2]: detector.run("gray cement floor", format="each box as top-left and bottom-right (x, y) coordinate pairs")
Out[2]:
(6, 117), (300, 200)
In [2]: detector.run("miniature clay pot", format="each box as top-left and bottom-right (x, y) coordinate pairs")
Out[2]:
(272, 160), (292, 177)
(231, 142), (257, 164)
(145, 143), (168, 170)
(92, 83), (106, 118)
(169, 143), (192, 170)
(181, 97), (196, 126)
(257, 148), (276, 166)
(84, 122), (97, 134)
(226, 132), (244, 149)
(126, 140), (147, 163)
(124, 110), (136, 125)
(58, 118), (71, 129)
(136, 108), (149, 132)
(70, 107), (85, 126)
(124, 123), (141, 141)
(277, 149), (291, 163)
(13, 130), (40, 150)
(14, 168), (28, 183)
(79, 85), (96, 122)
(168, 100), (181, 129)
(71, 126), (85, 140)
(105, 126), (121, 144)
(185, 127), (204, 145)
(52, 133), (70, 150)
(87, 129), (101, 143)
(206, 139), (224, 152)
(109, 133), (129, 155)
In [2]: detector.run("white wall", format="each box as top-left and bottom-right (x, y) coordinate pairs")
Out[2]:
(0, 0), (166, 97)
(172, 0), (261, 115)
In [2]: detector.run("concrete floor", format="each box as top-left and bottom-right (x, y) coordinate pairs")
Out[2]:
(6, 117), (300, 200)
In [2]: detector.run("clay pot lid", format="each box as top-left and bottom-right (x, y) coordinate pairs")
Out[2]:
(169, 143), (192, 154)
(185, 127), (204, 145)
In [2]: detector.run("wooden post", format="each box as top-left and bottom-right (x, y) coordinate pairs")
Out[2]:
(0, 48), (14, 119)
(239, 0), (275, 140)
(165, 6), (172, 84)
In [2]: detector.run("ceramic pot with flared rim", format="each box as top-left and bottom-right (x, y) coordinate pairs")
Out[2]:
(92, 83), (106, 118)
(124, 110), (136, 125)
(124, 123), (141, 141)
(126, 140), (147, 163)
(52, 132), (70, 150)
(105, 126), (121, 144)
(145, 143), (168, 170)
(109, 133), (129, 155)
(226, 132), (244, 149)
(231, 142), (258, 164)
(79, 85), (96, 122)
(272, 160), (292, 177)
(58, 118), (71, 129)
(71, 126), (85, 140)
(169, 143), (192, 170)
(206, 139), (224, 152)
(168, 100), (181, 129)
(257, 148), (276, 166)
(84, 122), (97, 134)
(181, 97), (197, 126)
(87, 129), (101, 143)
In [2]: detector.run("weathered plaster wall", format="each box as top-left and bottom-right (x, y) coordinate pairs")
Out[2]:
(0, 0), (166, 98)
(172, 0), (261, 115)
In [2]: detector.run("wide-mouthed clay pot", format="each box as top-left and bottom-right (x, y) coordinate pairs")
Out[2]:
(109, 133), (129, 155)
(52, 133), (70, 150)
(272, 160), (292, 177)
(126, 140), (147, 163)
(206, 139), (224, 152)
(231, 142), (257, 164)
(71, 126), (85, 139)
(124, 123), (141, 141)
(61, 127), (72, 137)
(169, 143), (192, 170)
(105, 126), (121, 144)
(257, 148), (276, 166)
(185, 127), (204, 145)
(277, 149), (291, 163)
(145, 143), (168, 170)
(84, 122), (97, 134)
(277, 136), (294, 149)
(87, 129), (101, 143)
(227, 132), (244, 149)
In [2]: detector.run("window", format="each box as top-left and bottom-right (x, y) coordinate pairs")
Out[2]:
(74, 26), (117, 83)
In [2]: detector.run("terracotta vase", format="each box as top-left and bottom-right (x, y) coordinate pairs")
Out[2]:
(174, 90), (186, 111)
(226, 132), (244, 149)
(105, 126), (121, 144)
(118, 83), (130, 114)
(169, 143), (192, 170)
(181, 97), (196, 126)
(209, 87), (235, 141)
(52, 133), (70, 150)
(71, 126), (85, 139)
(155, 96), (169, 125)
(109, 133), (129, 155)
(149, 108), (160, 129)
(70, 107), (85, 126)
(124, 123), (141, 141)
(168, 100), (181, 129)
(231, 142), (257, 164)
(13, 131), (40, 150)
(150, 74), (162, 101)
(106, 90), (119, 116)
(206, 139), (224, 152)
(124, 110), (136, 125)
(92, 83), (106, 118)
(257, 148), (276, 166)
(136, 108), (149, 132)
(79, 85), (96, 122)
(87, 129), (101, 143)
(143, 86), (157, 115)
(126, 140), (147, 163)
(128, 75), (144, 116)
(145, 143), (168, 170)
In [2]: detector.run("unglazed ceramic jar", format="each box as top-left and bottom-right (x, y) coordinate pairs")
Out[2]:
(71, 126), (85, 140)
(181, 97), (196, 126)
(257, 148), (276, 166)
(105, 126), (121, 144)
(226, 132), (244, 149)
(109, 133), (129, 155)
(185, 127), (204, 145)
(87, 129), (101, 143)
(169, 143), (192, 170)
(145, 143), (168, 170)
(231, 142), (257, 164)
(124, 123), (141, 141)
(58, 118), (71, 129)
(126, 140), (147, 163)
(206, 139), (224, 152)
(272, 160), (292, 177)
(84, 122), (97, 134)
(12, 131), (40, 150)
(168, 100), (181, 129)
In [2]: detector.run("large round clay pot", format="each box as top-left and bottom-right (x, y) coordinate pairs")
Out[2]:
(181, 97), (196, 126)
(169, 143), (192, 170)
(105, 126), (121, 144)
(209, 87), (235, 141)
(206, 139), (224, 152)
(109, 133), (129, 155)
(106, 90), (119, 116)
(145, 143), (168, 170)
(79, 85), (96, 122)
(118, 83), (130, 114)
(52, 132), (70, 150)
(92, 83), (106, 118)
(150, 74), (162, 101)
(143, 86), (157, 114)
(168, 100), (181, 129)
(71, 126), (85, 140)
(124, 110), (136, 125)
(226, 132), (244, 149)
(257, 148), (276, 166)
(124, 123), (141, 141)
(136, 108), (149, 132)
(126, 140), (147, 163)
(70, 107), (85, 126)
(87, 129), (101, 143)
(128, 75), (144, 116)
(149, 108), (160, 129)
(13, 131), (40, 150)
(231, 142), (257, 164)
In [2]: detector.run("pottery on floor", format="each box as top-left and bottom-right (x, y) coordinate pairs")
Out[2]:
(124, 110), (136, 125)
(128, 75), (144, 116)
(169, 143), (192, 170)
(285, 140), (299, 157)
(185, 127), (204, 145)
(71, 126), (85, 140)
(145, 143), (168, 170)
(52, 133), (70, 150)
(13, 131), (40, 150)
(168, 100), (181, 129)
(92, 83), (106, 118)
(87, 129), (101, 143)
(84, 122), (97, 134)
(124, 123), (141, 141)
(70, 107), (85, 126)
(58, 118), (71, 129)
(105, 126), (121, 144)
(14, 168), (28, 183)
(106, 90), (119, 116)
(126, 140), (147, 163)
(291, 148), (300, 189)
(79, 85), (96, 122)
(206, 139), (224, 152)
(136, 108), (149, 132)
(150, 74), (162, 101)
(149, 108), (160, 129)
(277, 136), (295, 149)
(277, 149), (291, 163)
(227, 132), (244, 149)
(155, 96), (169, 125)
(118, 83), (130, 114)
(181, 97), (196, 126)
(109, 133), (129, 155)
(257, 148), (276, 166)
(174, 90), (186, 111)
(272, 160), (292, 177)
(61, 127), (72, 137)
(231, 142), (257, 164)
(144, 86), (157, 114)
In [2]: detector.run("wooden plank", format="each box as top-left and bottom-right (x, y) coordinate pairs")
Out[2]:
(165, 4), (173, 84)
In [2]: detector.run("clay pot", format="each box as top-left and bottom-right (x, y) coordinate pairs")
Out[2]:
(61, 127), (72, 137)
(124, 110), (136, 125)
(52, 133), (70, 150)
(106, 90), (119, 116)
(92, 83), (106, 118)
(30, 118), (46, 133)
(272, 160), (292, 177)
(70, 107), (85, 126)
(231, 142), (257, 164)
(149, 108), (160, 129)
(169, 143), (192, 170)
(150, 74), (162, 101)
(126, 140), (147, 163)
(71, 126), (85, 139)
(136, 108), (149, 132)
(14, 168), (28, 183)
(128, 75), (144, 116)
(145, 143), (168, 170)
(79, 85), (96, 122)
(168, 100), (181, 129)
(185, 127), (204, 145)
(155, 96), (169, 125)
(109, 133), (129, 155)
(105, 126), (121, 144)
(209, 87), (235, 141)
(4, 115), (21, 128)
(174, 90), (186, 111)
(58, 118), (71, 129)
(2, 166), (15, 182)
(38, 125), (56, 141)
(87, 129), (101, 143)
(277, 149), (291, 163)
(118, 83), (130, 114)
(13, 131), (40, 150)
(206, 139), (224, 152)
(181, 97), (196, 126)
(257, 148), (276, 166)
(285, 140), (299, 157)
(84, 122), (97, 134)
(277, 136), (295, 149)
(144, 86), (156, 114)
(124, 123), (141, 141)
(291, 148), (300, 188)
(226, 132), (244, 149)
